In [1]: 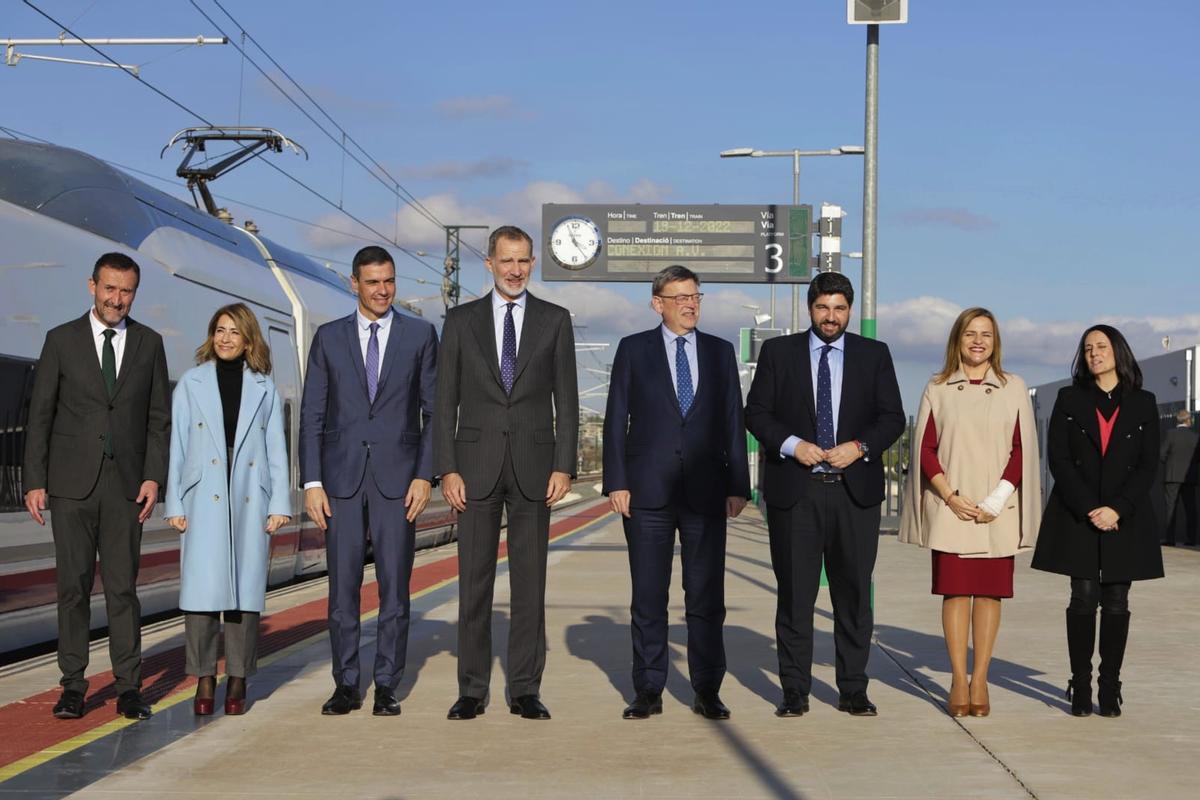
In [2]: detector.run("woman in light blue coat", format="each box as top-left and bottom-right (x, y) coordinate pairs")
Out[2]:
(165, 303), (291, 716)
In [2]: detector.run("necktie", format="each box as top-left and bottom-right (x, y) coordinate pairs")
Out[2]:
(101, 329), (116, 457)
(501, 302), (517, 395)
(816, 344), (835, 451)
(675, 336), (694, 415)
(365, 322), (380, 403)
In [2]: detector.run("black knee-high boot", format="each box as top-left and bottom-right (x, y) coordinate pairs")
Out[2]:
(1066, 609), (1095, 716)
(1097, 611), (1130, 717)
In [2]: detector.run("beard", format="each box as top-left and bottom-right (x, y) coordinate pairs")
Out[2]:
(811, 319), (845, 343)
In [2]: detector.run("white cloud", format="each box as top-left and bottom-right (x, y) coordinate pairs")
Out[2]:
(434, 94), (532, 120)
(399, 157), (529, 181)
(301, 177), (674, 253)
(879, 298), (1200, 369)
(895, 207), (996, 231)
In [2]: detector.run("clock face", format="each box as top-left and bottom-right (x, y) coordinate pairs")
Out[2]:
(548, 216), (601, 270)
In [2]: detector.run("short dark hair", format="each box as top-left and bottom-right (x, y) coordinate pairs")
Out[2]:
(351, 245), (394, 278)
(487, 225), (533, 257)
(1071, 324), (1143, 390)
(652, 264), (700, 296)
(807, 272), (854, 307)
(92, 252), (140, 287)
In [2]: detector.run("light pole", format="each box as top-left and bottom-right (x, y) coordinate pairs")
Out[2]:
(720, 145), (864, 333)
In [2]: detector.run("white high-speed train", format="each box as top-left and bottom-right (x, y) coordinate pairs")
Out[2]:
(0, 138), (455, 654)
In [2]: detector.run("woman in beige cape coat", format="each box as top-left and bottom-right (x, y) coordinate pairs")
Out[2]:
(899, 308), (1041, 717)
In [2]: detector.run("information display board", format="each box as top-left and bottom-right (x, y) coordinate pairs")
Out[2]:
(541, 203), (813, 283)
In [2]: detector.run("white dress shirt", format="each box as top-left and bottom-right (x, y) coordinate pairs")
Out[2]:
(782, 332), (846, 460)
(492, 290), (527, 365)
(661, 324), (699, 398)
(88, 307), (128, 375)
(357, 308), (393, 382)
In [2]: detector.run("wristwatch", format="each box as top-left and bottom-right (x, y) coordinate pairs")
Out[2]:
(856, 440), (870, 461)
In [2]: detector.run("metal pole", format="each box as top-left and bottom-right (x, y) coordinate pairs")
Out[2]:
(861, 24), (879, 339)
(791, 150), (801, 334)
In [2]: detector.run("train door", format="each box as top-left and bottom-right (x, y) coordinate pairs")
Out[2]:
(265, 325), (305, 582)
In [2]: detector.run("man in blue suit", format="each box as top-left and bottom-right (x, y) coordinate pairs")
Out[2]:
(299, 246), (438, 716)
(603, 265), (751, 720)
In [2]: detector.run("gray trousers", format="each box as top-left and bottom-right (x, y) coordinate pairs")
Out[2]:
(49, 458), (143, 695)
(184, 611), (261, 678)
(456, 446), (551, 700)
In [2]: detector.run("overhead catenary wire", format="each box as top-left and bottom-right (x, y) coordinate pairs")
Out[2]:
(17, 1), (471, 293)
(199, 0), (490, 265)
(189, 0), (443, 231)
(207, 0), (447, 232)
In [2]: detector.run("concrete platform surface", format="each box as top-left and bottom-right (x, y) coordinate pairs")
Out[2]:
(1, 503), (1197, 799)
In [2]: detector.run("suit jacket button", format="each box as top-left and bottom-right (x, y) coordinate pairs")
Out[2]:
(211, 458), (218, 465)
(957, 385), (965, 391)
(98, 434), (104, 440)
(108, 404), (114, 410)
(985, 388), (992, 394)
(369, 414), (374, 420)
(213, 494), (220, 502)
(362, 440), (368, 446)
(245, 496), (251, 503)
(198, 422), (204, 428)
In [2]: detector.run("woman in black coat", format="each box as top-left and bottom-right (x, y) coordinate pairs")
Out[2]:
(1032, 325), (1164, 718)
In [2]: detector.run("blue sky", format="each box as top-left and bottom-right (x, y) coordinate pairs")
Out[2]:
(4, 0), (1197, 407)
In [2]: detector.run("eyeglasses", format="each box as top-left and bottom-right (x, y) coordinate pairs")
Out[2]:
(655, 293), (704, 305)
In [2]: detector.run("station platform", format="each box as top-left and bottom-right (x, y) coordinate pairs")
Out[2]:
(0, 497), (1197, 800)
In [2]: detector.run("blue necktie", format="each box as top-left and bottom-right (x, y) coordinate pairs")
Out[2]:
(501, 302), (517, 395)
(365, 322), (380, 403)
(675, 336), (694, 415)
(816, 344), (835, 451)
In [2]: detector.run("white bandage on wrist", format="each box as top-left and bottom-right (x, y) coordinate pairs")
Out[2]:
(977, 479), (1015, 517)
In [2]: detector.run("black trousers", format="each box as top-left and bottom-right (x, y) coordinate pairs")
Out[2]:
(624, 503), (727, 694)
(1164, 482), (1198, 545)
(456, 445), (551, 700)
(767, 478), (879, 696)
(49, 458), (143, 694)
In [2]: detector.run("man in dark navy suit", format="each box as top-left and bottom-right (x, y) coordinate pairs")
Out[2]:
(745, 272), (904, 718)
(300, 246), (438, 717)
(603, 265), (751, 720)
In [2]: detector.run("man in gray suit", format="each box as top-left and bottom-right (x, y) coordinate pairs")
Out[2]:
(435, 225), (578, 720)
(1161, 410), (1199, 546)
(23, 252), (170, 720)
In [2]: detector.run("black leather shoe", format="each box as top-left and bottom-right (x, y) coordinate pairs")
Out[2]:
(52, 689), (86, 720)
(509, 694), (551, 720)
(115, 689), (152, 720)
(622, 690), (663, 719)
(776, 690), (810, 717)
(321, 685), (362, 715)
(372, 686), (401, 716)
(447, 695), (486, 720)
(837, 691), (878, 716)
(691, 690), (731, 720)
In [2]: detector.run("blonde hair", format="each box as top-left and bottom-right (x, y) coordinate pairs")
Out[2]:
(194, 303), (272, 375)
(933, 307), (1006, 385)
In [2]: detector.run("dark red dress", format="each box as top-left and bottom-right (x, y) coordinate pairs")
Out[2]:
(922, 380), (1022, 598)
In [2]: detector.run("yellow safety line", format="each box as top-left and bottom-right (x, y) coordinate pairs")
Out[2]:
(0, 507), (613, 784)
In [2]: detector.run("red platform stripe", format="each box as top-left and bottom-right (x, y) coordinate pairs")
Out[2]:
(0, 500), (610, 773)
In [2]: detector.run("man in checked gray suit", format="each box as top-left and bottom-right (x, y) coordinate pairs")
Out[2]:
(435, 225), (578, 721)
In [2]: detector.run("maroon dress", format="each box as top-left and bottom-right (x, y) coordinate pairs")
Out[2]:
(922, 380), (1022, 598)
